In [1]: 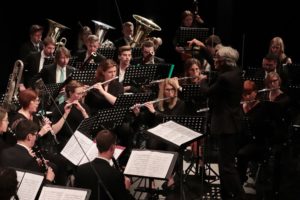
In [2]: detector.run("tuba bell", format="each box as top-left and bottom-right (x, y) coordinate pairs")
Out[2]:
(47, 19), (70, 47)
(131, 14), (161, 48)
(92, 20), (115, 47)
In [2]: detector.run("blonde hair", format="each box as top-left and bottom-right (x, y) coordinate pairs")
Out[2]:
(157, 78), (178, 111)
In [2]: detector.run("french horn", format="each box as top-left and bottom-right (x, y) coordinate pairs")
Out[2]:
(131, 14), (161, 48)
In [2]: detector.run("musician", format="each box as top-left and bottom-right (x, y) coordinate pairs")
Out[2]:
(76, 34), (106, 65)
(0, 120), (55, 183)
(0, 107), (9, 153)
(199, 46), (245, 199)
(76, 26), (92, 52)
(268, 36), (292, 66)
(19, 24), (44, 61)
(114, 21), (134, 48)
(74, 129), (134, 200)
(85, 59), (124, 115)
(22, 36), (56, 89)
(237, 80), (273, 185)
(131, 40), (165, 65)
(0, 167), (18, 200)
(36, 46), (75, 85)
(51, 80), (90, 151)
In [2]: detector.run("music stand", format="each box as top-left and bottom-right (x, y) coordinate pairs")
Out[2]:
(68, 56), (78, 68)
(147, 120), (204, 200)
(131, 47), (142, 58)
(114, 93), (154, 108)
(97, 47), (116, 59)
(72, 61), (98, 70)
(176, 27), (209, 46)
(70, 69), (95, 85)
(123, 63), (174, 87)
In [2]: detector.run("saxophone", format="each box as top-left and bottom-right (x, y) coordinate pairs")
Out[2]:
(3, 60), (24, 110)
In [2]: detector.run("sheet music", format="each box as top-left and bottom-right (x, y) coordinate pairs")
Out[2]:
(16, 170), (44, 200)
(124, 150), (174, 179)
(38, 186), (89, 200)
(147, 120), (202, 146)
(78, 144), (126, 166)
(60, 130), (94, 165)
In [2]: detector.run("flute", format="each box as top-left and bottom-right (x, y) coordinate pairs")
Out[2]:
(84, 76), (119, 92)
(130, 97), (172, 109)
(257, 87), (280, 93)
(149, 76), (195, 84)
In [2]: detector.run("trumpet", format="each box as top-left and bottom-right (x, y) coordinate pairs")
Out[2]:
(84, 76), (119, 92)
(130, 97), (173, 109)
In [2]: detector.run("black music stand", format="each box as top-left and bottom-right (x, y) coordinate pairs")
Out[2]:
(70, 69), (95, 85)
(114, 93), (154, 108)
(176, 27), (209, 47)
(68, 56), (78, 68)
(97, 47), (116, 59)
(39, 82), (63, 110)
(123, 63), (174, 88)
(147, 120), (204, 200)
(131, 47), (142, 58)
(73, 62), (98, 70)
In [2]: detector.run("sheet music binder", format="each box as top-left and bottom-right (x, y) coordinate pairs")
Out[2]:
(15, 168), (44, 200)
(124, 149), (178, 180)
(123, 63), (174, 86)
(97, 47), (116, 59)
(176, 27), (209, 46)
(162, 115), (207, 134)
(114, 93), (154, 108)
(38, 184), (91, 200)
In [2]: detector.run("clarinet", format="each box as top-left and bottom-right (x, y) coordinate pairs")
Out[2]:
(32, 145), (48, 173)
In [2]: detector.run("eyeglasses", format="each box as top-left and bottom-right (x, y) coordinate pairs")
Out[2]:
(165, 88), (176, 92)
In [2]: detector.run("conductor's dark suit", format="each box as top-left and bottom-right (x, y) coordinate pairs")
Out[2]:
(75, 158), (134, 200)
(202, 67), (244, 199)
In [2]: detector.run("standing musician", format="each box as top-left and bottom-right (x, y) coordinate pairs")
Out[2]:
(51, 80), (90, 152)
(0, 119), (55, 183)
(197, 46), (245, 200)
(85, 59), (124, 115)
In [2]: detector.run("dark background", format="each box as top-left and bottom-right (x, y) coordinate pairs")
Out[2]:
(0, 0), (298, 93)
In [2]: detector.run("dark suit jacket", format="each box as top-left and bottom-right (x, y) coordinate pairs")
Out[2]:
(131, 56), (166, 65)
(36, 64), (75, 84)
(76, 50), (106, 64)
(203, 67), (243, 135)
(19, 41), (44, 61)
(0, 144), (41, 173)
(75, 158), (133, 200)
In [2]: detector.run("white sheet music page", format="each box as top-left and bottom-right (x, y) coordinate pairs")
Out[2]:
(61, 130), (94, 165)
(147, 120), (202, 146)
(16, 170), (44, 200)
(124, 150), (174, 179)
(38, 186), (88, 200)
(78, 144), (126, 166)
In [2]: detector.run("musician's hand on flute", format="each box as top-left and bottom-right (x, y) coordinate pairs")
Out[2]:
(132, 104), (141, 116)
(73, 100), (89, 118)
(144, 102), (156, 113)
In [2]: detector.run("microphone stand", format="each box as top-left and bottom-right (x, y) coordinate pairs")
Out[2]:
(37, 79), (114, 200)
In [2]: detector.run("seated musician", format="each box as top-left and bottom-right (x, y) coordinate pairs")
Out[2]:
(74, 129), (134, 200)
(85, 59), (124, 115)
(237, 80), (273, 184)
(51, 80), (90, 152)
(0, 120), (55, 183)
(0, 107), (9, 153)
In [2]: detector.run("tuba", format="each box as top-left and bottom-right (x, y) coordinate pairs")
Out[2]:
(3, 60), (24, 110)
(92, 20), (115, 47)
(47, 19), (70, 47)
(131, 14), (161, 48)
